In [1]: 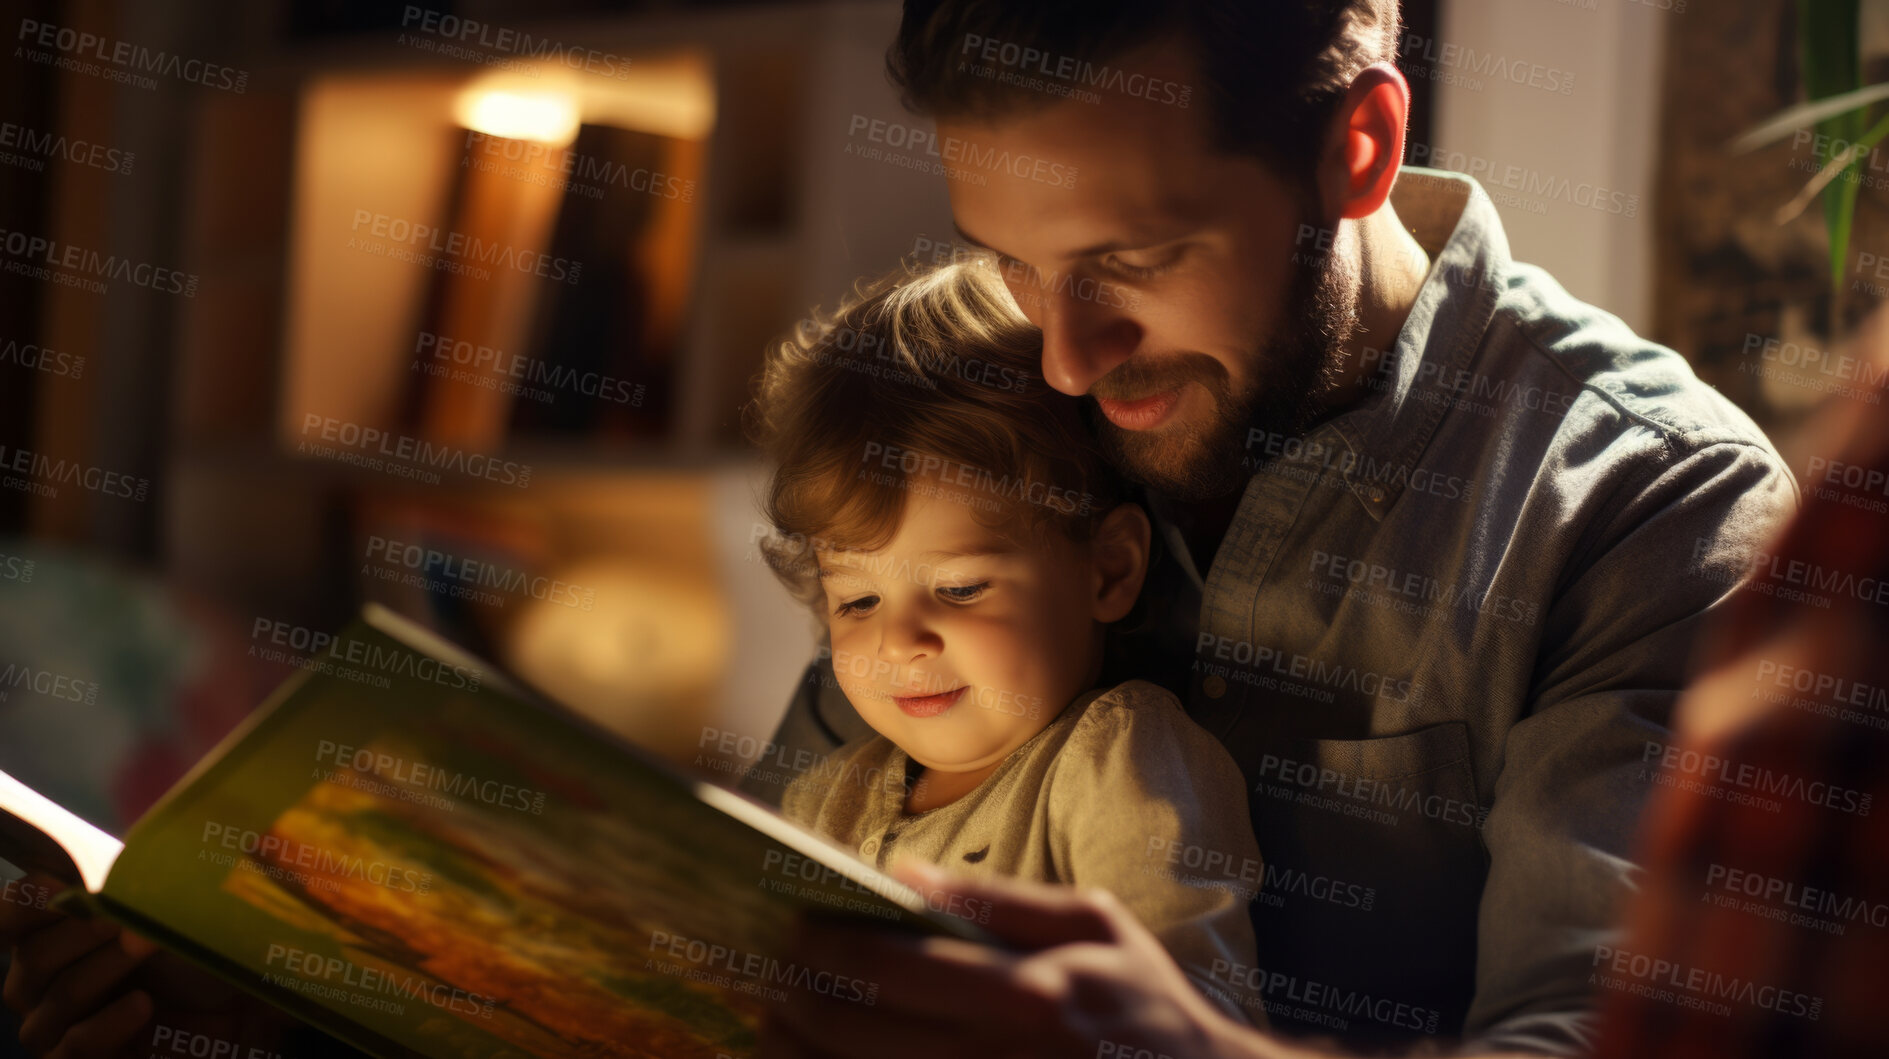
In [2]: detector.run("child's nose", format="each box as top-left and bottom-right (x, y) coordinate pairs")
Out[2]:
(877, 612), (942, 664)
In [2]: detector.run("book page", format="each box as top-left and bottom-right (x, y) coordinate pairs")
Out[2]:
(93, 606), (956, 1059)
(0, 768), (123, 892)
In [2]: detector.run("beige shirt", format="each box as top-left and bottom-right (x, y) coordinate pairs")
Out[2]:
(781, 679), (1264, 1026)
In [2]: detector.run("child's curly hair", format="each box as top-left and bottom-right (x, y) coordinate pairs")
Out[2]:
(747, 257), (1130, 612)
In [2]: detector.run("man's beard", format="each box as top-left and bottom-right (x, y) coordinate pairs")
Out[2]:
(1088, 215), (1362, 502)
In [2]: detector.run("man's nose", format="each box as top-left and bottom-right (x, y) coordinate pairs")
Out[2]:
(1035, 285), (1141, 396)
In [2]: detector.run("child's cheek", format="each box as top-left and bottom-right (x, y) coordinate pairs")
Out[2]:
(825, 626), (869, 700)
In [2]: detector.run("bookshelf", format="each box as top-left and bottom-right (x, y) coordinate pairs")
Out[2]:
(157, 1), (942, 763)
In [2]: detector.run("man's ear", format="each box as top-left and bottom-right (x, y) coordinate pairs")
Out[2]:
(1090, 503), (1152, 624)
(1319, 61), (1410, 222)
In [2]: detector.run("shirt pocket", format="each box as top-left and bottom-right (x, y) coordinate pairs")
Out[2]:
(1236, 721), (1487, 1043)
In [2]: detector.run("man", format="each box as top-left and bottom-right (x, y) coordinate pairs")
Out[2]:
(750, 1), (1796, 1057)
(0, 3), (1793, 1058)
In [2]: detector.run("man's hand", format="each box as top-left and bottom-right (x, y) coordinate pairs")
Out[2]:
(760, 859), (1288, 1059)
(1, 873), (286, 1058)
(2, 873), (154, 1057)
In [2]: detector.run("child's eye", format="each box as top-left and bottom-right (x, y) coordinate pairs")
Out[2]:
(938, 582), (990, 603)
(834, 594), (879, 617)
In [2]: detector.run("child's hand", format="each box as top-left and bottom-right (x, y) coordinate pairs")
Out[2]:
(760, 858), (1266, 1059)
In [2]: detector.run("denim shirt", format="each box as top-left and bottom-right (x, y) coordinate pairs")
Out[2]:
(745, 168), (1798, 1055)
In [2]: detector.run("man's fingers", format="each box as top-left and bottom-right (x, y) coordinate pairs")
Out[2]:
(117, 931), (157, 960)
(787, 918), (1028, 1023)
(0, 874), (66, 940)
(17, 930), (153, 1054)
(48, 988), (151, 1059)
(892, 857), (1118, 950)
(5, 917), (117, 1013)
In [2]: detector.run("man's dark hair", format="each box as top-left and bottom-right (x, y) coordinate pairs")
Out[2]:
(889, 0), (1400, 180)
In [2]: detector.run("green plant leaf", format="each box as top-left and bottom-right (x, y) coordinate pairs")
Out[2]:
(1726, 81), (1889, 153)
(1774, 112), (1889, 224)
(1801, 0), (1864, 297)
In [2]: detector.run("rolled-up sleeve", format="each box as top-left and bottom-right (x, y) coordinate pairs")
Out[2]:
(1463, 440), (1797, 1055)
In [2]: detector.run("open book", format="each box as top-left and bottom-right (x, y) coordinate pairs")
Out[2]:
(0, 605), (989, 1059)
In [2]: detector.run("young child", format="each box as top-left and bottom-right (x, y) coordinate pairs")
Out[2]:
(749, 257), (1264, 1025)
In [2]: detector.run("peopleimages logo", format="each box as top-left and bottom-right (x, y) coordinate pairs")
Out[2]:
(200, 821), (434, 897)
(15, 18), (249, 93)
(858, 442), (1094, 517)
(648, 930), (882, 1005)
(1739, 332), (1887, 405)
(299, 414), (533, 488)
(1254, 752), (1485, 830)
(1591, 945), (1820, 1020)
(314, 740), (546, 815)
(957, 33), (1192, 108)
(414, 330), (645, 407)
(1144, 836), (1262, 899)
(0, 121), (133, 175)
(1196, 633), (1420, 705)
(1753, 660), (1886, 712)
(263, 943), (496, 1019)
(1704, 863), (1889, 932)
(1405, 143), (1636, 217)
(808, 304), (1039, 393)
(348, 210), (582, 285)
(1209, 960), (1443, 1034)
(251, 617), (484, 692)
(398, 6), (633, 79)
(0, 228), (198, 297)
(1309, 548), (1539, 627)
(363, 535), (595, 611)
(461, 132), (693, 203)
(0, 336), (83, 379)
(846, 115), (1078, 189)
(0, 877), (51, 911)
(1398, 32), (1575, 95)
(1692, 535), (1889, 609)
(1642, 739), (1872, 815)
(0, 661), (99, 704)
(149, 1025), (286, 1059)
(0, 551), (33, 583)
(1242, 427), (1472, 505)
(696, 723), (909, 798)
(0, 443), (150, 502)
(910, 234), (1139, 313)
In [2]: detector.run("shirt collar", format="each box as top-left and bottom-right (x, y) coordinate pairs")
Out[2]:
(1323, 168), (1510, 519)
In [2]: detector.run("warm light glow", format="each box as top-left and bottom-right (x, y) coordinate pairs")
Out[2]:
(454, 88), (580, 146)
(505, 557), (730, 758)
(573, 54), (716, 140)
(460, 56), (716, 143)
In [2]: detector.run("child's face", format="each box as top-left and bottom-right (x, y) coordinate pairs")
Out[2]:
(815, 480), (1104, 777)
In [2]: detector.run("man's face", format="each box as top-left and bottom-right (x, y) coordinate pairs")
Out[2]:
(941, 44), (1359, 500)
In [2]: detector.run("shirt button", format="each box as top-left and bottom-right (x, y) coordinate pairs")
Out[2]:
(860, 837), (881, 857)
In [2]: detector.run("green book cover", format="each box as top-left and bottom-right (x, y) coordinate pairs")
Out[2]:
(1, 604), (990, 1059)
